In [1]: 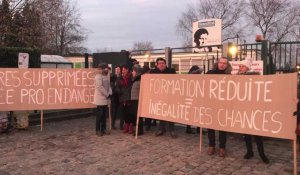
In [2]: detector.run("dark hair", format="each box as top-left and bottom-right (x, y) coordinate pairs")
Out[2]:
(122, 65), (130, 71)
(155, 57), (166, 64)
(218, 57), (229, 62)
(131, 58), (139, 65)
(194, 28), (209, 47)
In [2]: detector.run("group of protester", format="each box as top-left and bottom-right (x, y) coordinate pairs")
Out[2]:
(93, 57), (271, 164)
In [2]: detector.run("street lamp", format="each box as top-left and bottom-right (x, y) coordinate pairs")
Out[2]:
(229, 45), (238, 60)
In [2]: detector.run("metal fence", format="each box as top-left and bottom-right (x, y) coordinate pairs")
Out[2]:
(131, 41), (300, 74)
(269, 41), (300, 72)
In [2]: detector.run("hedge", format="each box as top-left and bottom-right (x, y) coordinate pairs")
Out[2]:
(0, 47), (41, 68)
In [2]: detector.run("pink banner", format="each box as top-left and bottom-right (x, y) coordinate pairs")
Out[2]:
(139, 73), (298, 140)
(0, 68), (96, 110)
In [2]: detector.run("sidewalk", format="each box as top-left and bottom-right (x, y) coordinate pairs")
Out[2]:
(0, 116), (297, 175)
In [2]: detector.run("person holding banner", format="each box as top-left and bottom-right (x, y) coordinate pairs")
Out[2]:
(142, 65), (157, 131)
(237, 60), (270, 164)
(110, 66), (122, 130)
(116, 65), (134, 134)
(150, 58), (177, 138)
(186, 65), (203, 134)
(93, 63), (112, 136)
(207, 57), (232, 157)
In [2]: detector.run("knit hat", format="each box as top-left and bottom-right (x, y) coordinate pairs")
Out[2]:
(188, 65), (203, 74)
(239, 60), (251, 69)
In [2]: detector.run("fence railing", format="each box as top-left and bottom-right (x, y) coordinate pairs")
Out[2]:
(131, 41), (300, 74)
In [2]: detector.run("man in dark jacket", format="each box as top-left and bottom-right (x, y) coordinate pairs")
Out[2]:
(110, 66), (121, 129)
(206, 57), (232, 157)
(150, 58), (177, 138)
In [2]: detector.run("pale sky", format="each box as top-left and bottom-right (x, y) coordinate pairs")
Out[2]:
(74, 0), (197, 52)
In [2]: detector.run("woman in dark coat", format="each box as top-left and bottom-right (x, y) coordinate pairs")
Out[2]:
(116, 65), (133, 134)
(130, 66), (144, 135)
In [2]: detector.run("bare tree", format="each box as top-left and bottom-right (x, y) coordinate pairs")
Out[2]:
(95, 48), (111, 53)
(0, 0), (12, 46)
(131, 41), (154, 54)
(176, 0), (246, 47)
(34, 0), (86, 55)
(247, 0), (299, 42)
(0, 0), (86, 55)
(289, 1), (300, 41)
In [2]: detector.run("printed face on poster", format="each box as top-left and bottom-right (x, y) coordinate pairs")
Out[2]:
(192, 19), (222, 52)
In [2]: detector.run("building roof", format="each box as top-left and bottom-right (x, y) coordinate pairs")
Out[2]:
(41, 55), (71, 63)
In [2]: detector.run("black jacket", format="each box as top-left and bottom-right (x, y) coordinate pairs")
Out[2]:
(150, 67), (176, 74)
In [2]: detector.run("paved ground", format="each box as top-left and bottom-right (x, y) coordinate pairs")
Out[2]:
(0, 116), (298, 175)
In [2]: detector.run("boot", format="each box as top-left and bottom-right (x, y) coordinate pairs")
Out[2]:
(243, 151), (254, 159)
(259, 152), (269, 164)
(123, 123), (129, 133)
(207, 147), (215, 155)
(256, 136), (270, 164)
(128, 123), (134, 134)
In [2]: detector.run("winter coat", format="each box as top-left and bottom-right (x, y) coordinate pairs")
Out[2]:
(130, 75), (141, 100)
(110, 74), (121, 103)
(116, 73), (132, 103)
(150, 67), (176, 74)
(93, 74), (112, 106)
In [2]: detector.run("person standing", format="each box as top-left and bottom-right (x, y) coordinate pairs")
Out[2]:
(93, 63), (112, 136)
(207, 57), (232, 157)
(238, 60), (269, 164)
(186, 65), (203, 134)
(142, 65), (156, 131)
(110, 66), (121, 129)
(130, 66), (144, 135)
(116, 65), (133, 134)
(150, 58), (177, 138)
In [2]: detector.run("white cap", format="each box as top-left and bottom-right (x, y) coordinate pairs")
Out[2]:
(240, 60), (251, 69)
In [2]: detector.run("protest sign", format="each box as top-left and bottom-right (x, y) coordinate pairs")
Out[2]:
(138, 73), (297, 140)
(0, 68), (96, 111)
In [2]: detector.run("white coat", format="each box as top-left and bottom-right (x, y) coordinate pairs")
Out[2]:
(93, 73), (112, 106)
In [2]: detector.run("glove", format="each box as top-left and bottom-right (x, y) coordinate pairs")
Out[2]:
(293, 111), (298, 116)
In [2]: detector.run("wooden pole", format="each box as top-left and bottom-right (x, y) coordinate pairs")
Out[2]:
(135, 75), (144, 139)
(108, 102), (112, 133)
(107, 70), (112, 133)
(199, 128), (203, 154)
(40, 110), (43, 131)
(135, 116), (139, 139)
(294, 139), (297, 175)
